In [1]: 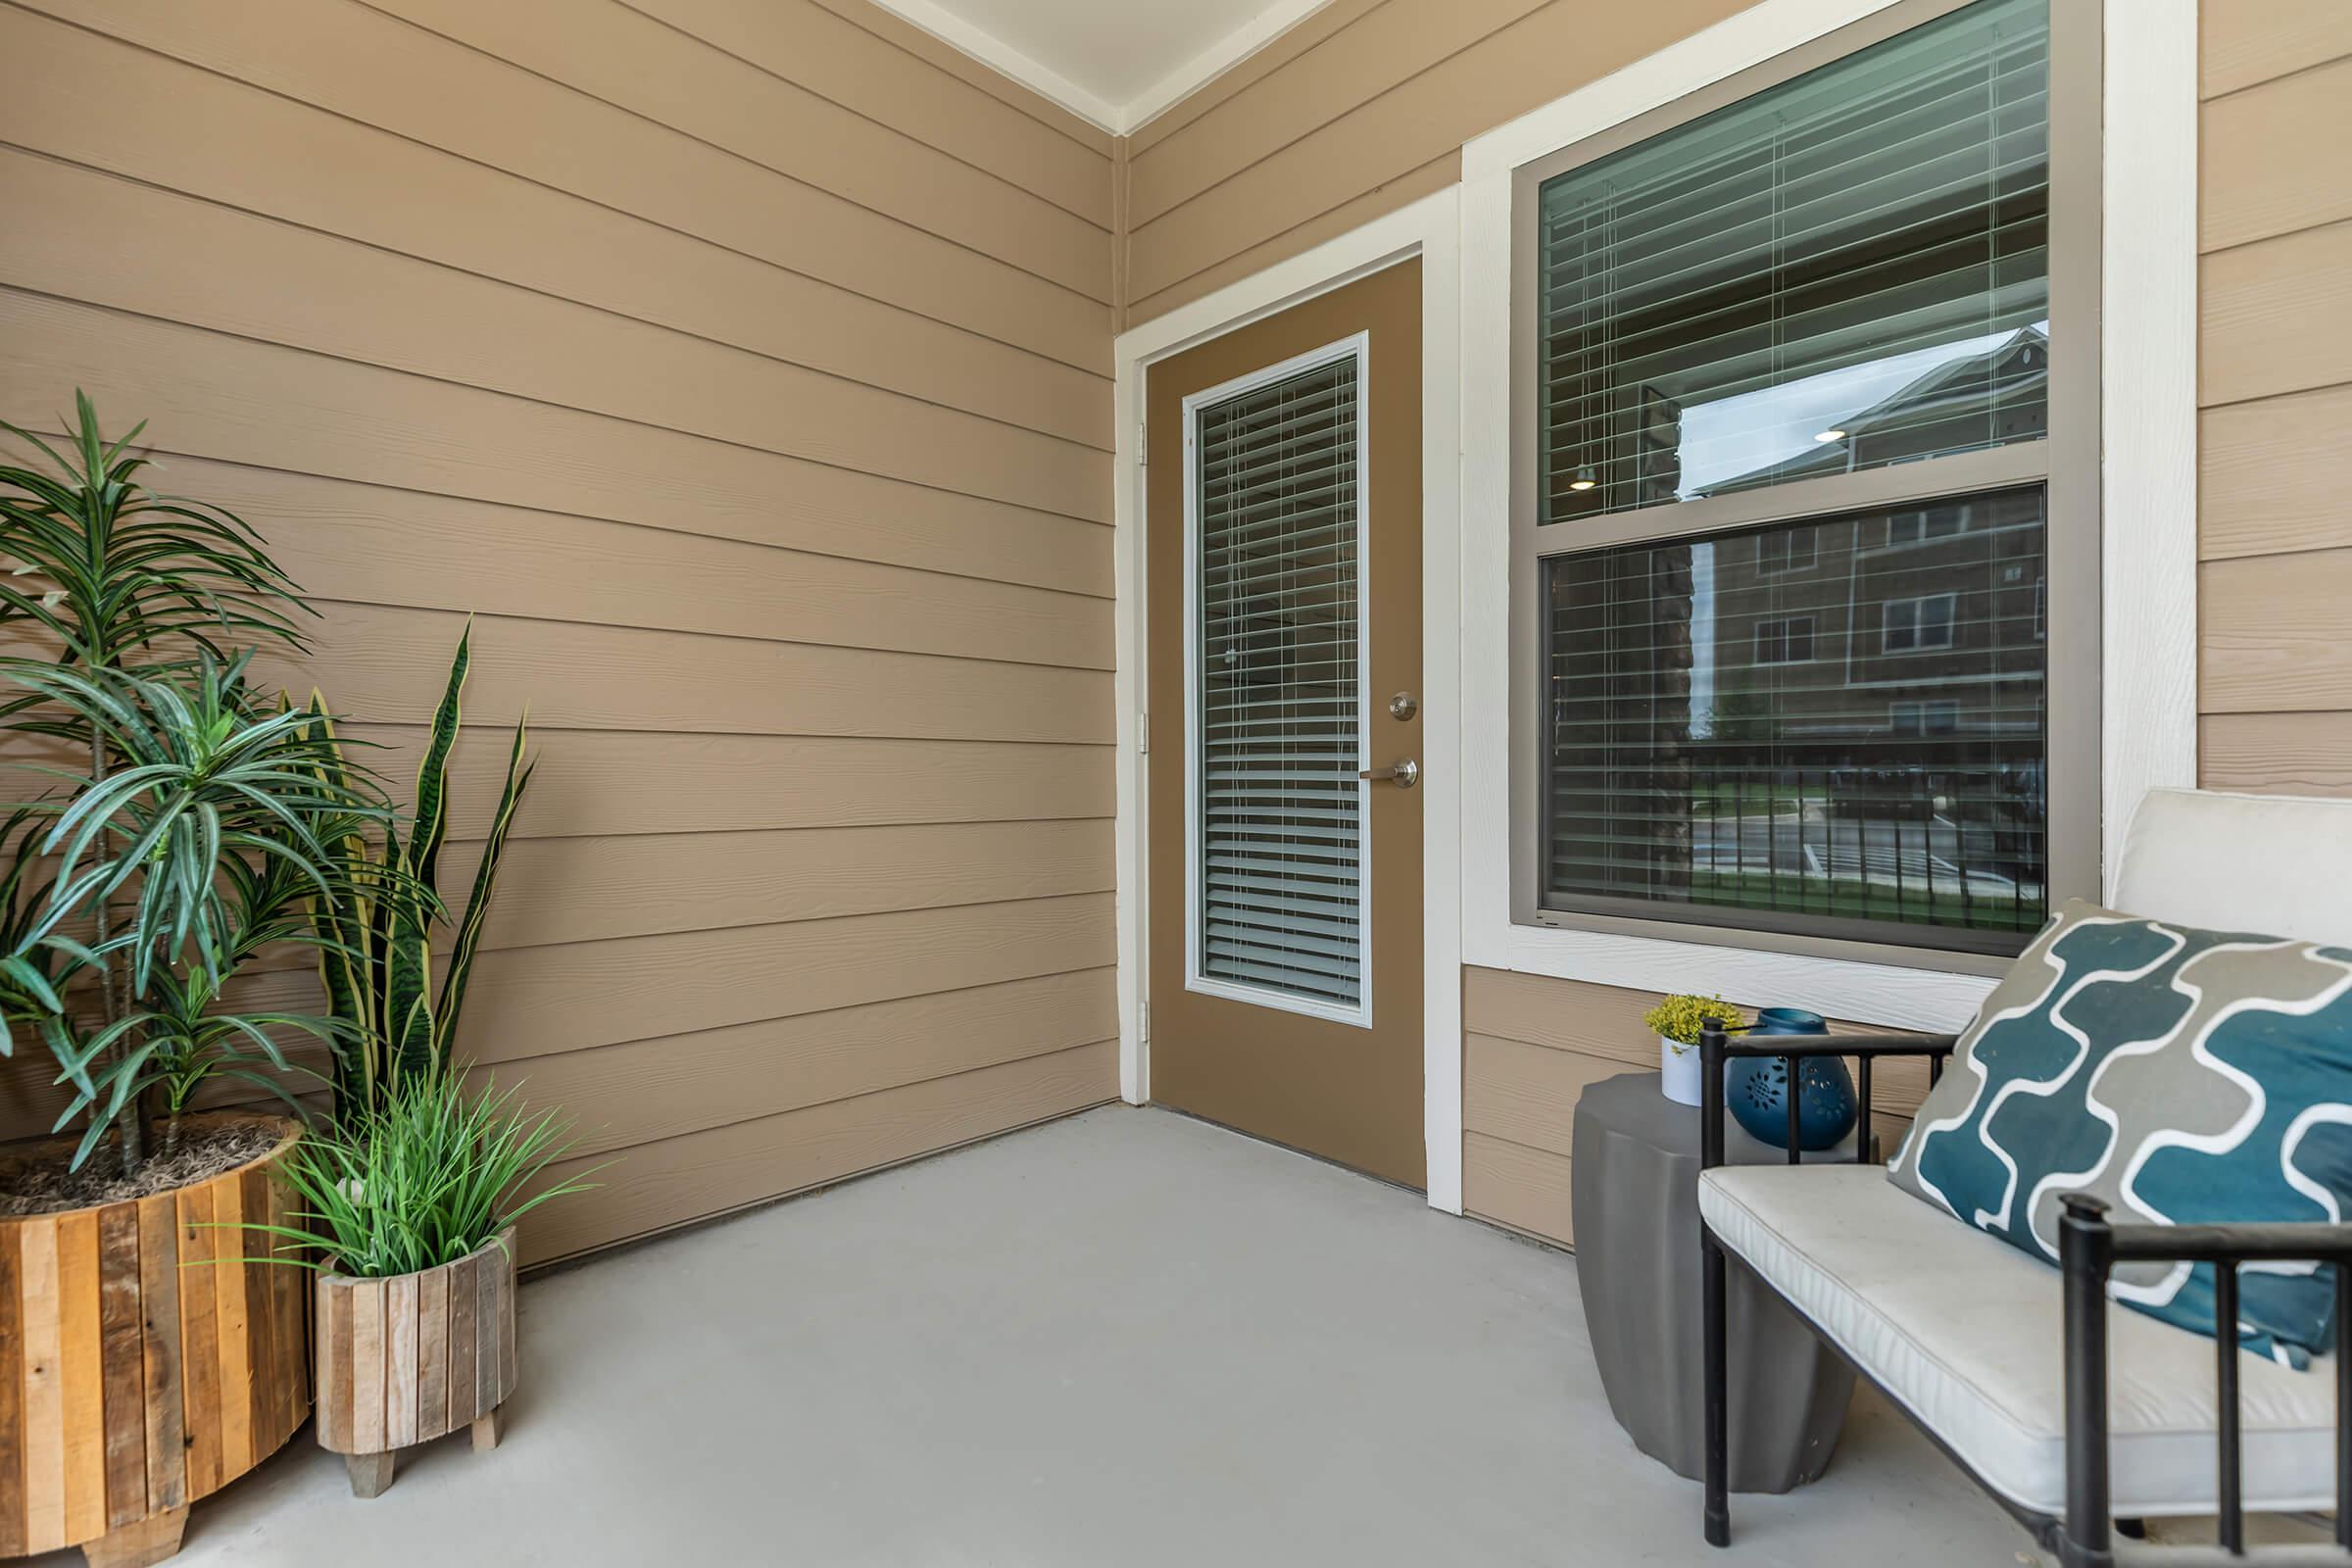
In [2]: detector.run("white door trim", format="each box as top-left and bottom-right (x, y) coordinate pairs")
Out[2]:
(1180, 331), (1376, 1030)
(1112, 186), (1466, 1214)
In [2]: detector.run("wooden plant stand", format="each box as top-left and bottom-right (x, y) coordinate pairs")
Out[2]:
(314, 1229), (518, 1497)
(0, 1113), (311, 1568)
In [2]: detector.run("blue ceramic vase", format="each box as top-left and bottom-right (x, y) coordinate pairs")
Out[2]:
(1726, 1007), (1859, 1153)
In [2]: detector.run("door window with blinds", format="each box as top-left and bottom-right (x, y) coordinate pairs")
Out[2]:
(1185, 338), (1372, 1022)
(1513, 0), (2095, 956)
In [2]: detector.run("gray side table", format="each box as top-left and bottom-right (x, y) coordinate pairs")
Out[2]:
(1570, 1070), (1858, 1494)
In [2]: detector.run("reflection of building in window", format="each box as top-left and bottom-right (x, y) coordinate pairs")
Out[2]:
(1890, 699), (1962, 736)
(1752, 615), (1815, 664)
(1886, 504), (1967, 549)
(1635, 385), (1682, 508)
(1701, 490), (2046, 746)
(1882, 593), (1958, 654)
(1756, 524), (1818, 575)
(1698, 326), (2052, 501)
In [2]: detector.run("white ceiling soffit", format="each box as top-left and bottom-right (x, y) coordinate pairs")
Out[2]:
(861, 0), (1337, 134)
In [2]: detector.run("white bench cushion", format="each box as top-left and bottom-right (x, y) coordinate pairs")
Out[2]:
(2116, 787), (2352, 946)
(1698, 1163), (2337, 1518)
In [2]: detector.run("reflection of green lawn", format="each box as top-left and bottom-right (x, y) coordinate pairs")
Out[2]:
(1689, 782), (1816, 816)
(1690, 870), (2044, 931)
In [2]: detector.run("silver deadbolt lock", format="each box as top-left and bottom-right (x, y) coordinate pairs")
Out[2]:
(1388, 691), (1419, 721)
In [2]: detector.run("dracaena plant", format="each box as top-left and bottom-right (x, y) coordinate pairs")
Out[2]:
(0, 393), (393, 1171)
(306, 623), (534, 1127)
(26, 657), (397, 1165)
(5, 653), (396, 1169)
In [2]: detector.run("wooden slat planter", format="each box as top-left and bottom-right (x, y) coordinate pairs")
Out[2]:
(0, 1113), (310, 1568)
(314, 1229), (516, 1498)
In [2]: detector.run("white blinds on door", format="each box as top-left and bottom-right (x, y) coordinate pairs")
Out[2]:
(1192, 352), (1366, 1013)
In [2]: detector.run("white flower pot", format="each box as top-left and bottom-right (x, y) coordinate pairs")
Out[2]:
(1659, 1034), (1702, 1106)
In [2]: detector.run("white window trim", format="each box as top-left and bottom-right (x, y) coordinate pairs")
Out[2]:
(1754, 614), (1817, 665)
(1181, 333), (1376, 1030)
(1457, 0), (2196, 1034)
(1111, 188), (1465, 1211)
(1891, 698), (1964, 735)
(1757, 528), (1820, 575)
(1882, 592), (1960, 655)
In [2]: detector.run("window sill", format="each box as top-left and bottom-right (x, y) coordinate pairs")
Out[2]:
(1465, 906), (2005, 1035)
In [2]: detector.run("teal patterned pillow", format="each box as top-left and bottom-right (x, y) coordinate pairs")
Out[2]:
(1887, 899), (2352, 1368)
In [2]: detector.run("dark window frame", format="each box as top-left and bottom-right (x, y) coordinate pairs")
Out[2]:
(1505, 0), (2101, 967)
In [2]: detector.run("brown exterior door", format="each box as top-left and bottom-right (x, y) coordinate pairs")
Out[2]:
(1145, 260), (1424, 1189)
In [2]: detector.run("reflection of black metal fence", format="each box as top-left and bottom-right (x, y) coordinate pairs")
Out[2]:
(1673, 737), (2045, 933)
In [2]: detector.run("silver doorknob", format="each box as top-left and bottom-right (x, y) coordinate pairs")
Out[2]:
(1360, 759), (1420, 789)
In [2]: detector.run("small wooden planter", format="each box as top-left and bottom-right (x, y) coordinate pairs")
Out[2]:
(313, 1228), (517, 1497)
(0, 1113), (311, 1568)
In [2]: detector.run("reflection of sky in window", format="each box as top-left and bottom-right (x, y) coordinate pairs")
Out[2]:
(1675, 322), (2049, 496)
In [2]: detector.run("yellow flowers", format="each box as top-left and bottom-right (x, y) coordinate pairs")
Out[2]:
(1643, 993), (1748, 1048)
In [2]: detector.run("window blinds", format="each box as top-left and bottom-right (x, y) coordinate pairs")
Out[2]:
(1193, 355), (1365, 1009)
(1537, 0), (2050, 522)
(1542, 487), (2050, 950)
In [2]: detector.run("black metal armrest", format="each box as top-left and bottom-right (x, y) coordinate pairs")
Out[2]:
(2057, 1195), (2352, 1562)
(1695, 1017), (1958, 1174)
(1713, 1031), (1960, 1060)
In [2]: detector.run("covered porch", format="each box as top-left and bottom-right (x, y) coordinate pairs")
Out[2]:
(61, 1107), (2032, 1567)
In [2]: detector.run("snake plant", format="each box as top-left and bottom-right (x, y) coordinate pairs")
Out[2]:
(307, 624), (533, 1125)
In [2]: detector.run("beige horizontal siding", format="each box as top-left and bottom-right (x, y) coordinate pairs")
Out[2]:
(348, 727), (1111, 842)
(363, 0), (1110, 298)
(11, 0), (1108, 372)
(443, 822), (1114, 952)
(0, 296), (1107, 595)
(2199, 0), (2352, 99)
(524, 1041), (1118, 1264)
(0, 0), (1117, 1251)
(0, 150), (1102, 517)
(192, 462), (1107, 669)
(2203, 712), (2352, 796)
(1461, 968), (1927, 1249)
(2198, 2), (2352, 797)
(2199, 384), (2352, 561)
(512, 970), (1117, 1164)
(249, 604), (1109, 744)
(1119, 0), (1750, 325)
(2201, 551), (2352, 713)
(0, 13), (1104, 447)
(2199, 54), (2352, 251)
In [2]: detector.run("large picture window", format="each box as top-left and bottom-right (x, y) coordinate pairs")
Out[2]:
(1516, 0), (2091, 956)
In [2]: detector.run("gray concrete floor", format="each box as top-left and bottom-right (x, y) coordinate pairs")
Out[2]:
(54, 1105), (2044, 1566)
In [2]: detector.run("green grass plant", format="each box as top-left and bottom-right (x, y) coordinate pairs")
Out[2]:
(247, 1067), (597, 1279)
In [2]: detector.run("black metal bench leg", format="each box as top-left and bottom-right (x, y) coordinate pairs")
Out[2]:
(1703, 1229), (1730, 1547)
(2058, 1196), (2116, 1568)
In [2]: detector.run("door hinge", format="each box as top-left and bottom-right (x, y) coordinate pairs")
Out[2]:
(1137, 420), (1148, 466)
(1136, 711), (1149, 754)
(1138, 999), (1151, 1044)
